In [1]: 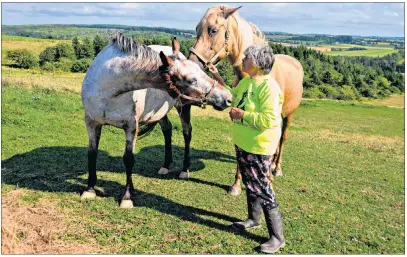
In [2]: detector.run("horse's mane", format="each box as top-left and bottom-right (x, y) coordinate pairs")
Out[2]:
(110, 32), (161, 64)
(198, 5), (267, 66)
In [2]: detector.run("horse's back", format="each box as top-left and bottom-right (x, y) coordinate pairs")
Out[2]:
(272, 54), (304, 117)
(148, 45), (187, 60)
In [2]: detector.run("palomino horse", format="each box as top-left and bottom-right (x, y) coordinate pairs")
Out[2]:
(81, 32), (232, 208)
(188, 5), (304, 195)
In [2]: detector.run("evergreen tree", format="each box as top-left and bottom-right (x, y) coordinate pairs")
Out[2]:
(82, 37), (95, 59)
(93, 35), (108, 56)
(72, 36), (80, 58)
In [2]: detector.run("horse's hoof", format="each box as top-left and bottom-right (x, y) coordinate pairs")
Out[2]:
(179, 171), (189, 179)
(275, 170), (283, 177)
(81, 191), (96, 200)
(271, 163), (277, 171)
(158, 167), (169, 175)
(120, 200), (134, 208)
(228, 187), (242, 196)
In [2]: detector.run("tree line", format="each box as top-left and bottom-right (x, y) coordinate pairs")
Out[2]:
(6, 35), (404, 100)
(270, 43), (404, 99)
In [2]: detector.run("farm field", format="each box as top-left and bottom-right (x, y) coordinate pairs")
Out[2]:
(321, 44), (398, 57)
(274, 42), (398, 57)
(1, 36), (71, 64)
(368, 93), (405, 108)
(1, 75), (404, 254)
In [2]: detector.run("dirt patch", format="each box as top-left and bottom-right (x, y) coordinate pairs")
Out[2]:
(1, 189), (106, 254)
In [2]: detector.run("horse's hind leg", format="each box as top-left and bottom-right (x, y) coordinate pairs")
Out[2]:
(177, 104), (192, 179)
(81, 117), (102, 199)
(157, 115), (173, 175)
(228, 164), (243, 196)
(273, 114), (293, 177)
(120, 125), (137, 208)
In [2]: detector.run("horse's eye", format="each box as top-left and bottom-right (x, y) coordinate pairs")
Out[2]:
(208, 28), (218, 37)
(186, 78), (197, 84)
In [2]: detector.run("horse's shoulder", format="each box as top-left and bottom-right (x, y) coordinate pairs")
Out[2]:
(275, 54), (303, 71)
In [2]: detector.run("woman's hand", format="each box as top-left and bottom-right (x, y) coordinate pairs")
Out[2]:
(207, 63), (218, 74)
(207, 63), (225, 86)
(229, 108), (245, 121)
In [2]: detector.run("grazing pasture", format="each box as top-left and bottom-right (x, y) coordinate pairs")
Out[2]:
(321, 44), (398, 57)
(1, 75), (404, 254)
(268, 42), (398, 57)
(2, 36), (71, 64)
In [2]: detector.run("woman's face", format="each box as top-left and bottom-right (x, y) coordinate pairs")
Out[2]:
(242, 55), (258, 75)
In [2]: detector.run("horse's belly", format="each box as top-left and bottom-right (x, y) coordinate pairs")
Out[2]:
(83, 88), (176, 127)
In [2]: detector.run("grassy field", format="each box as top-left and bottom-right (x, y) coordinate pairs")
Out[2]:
(2, 35), (71, 65)
(369, 93), (405, 108)
(321, 44), (398, 57)
(1, 72), (404, 254)
(271, 42), (398, 57)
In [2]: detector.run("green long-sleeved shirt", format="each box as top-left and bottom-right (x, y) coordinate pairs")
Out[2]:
(225, 75), (283, 155)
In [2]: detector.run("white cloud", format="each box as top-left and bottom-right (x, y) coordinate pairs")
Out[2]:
(1, 2), (404, 37)
(119, 3), (139, 10)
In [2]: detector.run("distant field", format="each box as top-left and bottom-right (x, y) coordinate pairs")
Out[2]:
(2, 36), (71, 64)
(266, 35), (293, 41)
(320, 44), (398, 57)
(368, 94), (405, 109)
(272, 42), (399, 57)
(1, 66), (85, 92)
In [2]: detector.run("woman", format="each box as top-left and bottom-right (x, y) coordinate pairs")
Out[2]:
(208, 44), (285, 253)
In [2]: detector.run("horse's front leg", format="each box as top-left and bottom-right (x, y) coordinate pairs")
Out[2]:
(157, 115), (173, 175)
(81, 117), (102, 199)
(177, 104), (192, 179)
(120, 124), (137, 208)
(229, 164), (243, 196)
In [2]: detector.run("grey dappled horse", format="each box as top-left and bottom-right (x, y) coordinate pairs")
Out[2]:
(81, 33), (232, 207)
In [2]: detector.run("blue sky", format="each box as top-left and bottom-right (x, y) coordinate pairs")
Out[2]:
(2, 2), (404, 37)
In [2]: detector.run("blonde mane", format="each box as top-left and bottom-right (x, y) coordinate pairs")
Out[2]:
(198, 5), (267, 67)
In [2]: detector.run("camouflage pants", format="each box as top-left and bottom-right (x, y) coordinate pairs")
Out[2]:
(235, 145), (278, 210)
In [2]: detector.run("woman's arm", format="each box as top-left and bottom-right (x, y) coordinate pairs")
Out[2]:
(208, 65), (226, 86)
(242, 79), (283, 131)
(207, 64), (236, 98)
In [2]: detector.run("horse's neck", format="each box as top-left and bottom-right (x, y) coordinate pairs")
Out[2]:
(228, 16), (266, 68)
(102, 47), (167, 96)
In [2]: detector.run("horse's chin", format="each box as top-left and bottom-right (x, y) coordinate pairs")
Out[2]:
(212, 105), (227, 111)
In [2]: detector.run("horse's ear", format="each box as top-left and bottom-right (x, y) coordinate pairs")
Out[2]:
(223, 6), (242, 19)
(159, 51), (174, 68)
(172, 37), (180, 56)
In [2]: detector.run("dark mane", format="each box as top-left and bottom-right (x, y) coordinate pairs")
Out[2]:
(110, 32), (161, 63)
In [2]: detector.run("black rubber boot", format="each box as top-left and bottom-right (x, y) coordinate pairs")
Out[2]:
(260, 207), (285, 253)
(232, 192), (262, 230)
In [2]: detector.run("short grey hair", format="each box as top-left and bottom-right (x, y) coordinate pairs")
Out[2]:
(243, 44), (275, 74)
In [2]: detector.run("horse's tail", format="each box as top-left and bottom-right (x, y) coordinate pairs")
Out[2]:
(137, 122), (159, 139)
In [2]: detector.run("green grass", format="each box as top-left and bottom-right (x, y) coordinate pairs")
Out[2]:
(321, 44), (398, 57)
(2, 35), (72, 65)
(324, 49), (398, 57)
(2, 84), (404, 254)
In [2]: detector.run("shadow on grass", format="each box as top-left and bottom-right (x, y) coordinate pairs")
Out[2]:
(134, 145), (234, 192)
(2, 145), (234, 193)
(1, 146), (264, 243)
